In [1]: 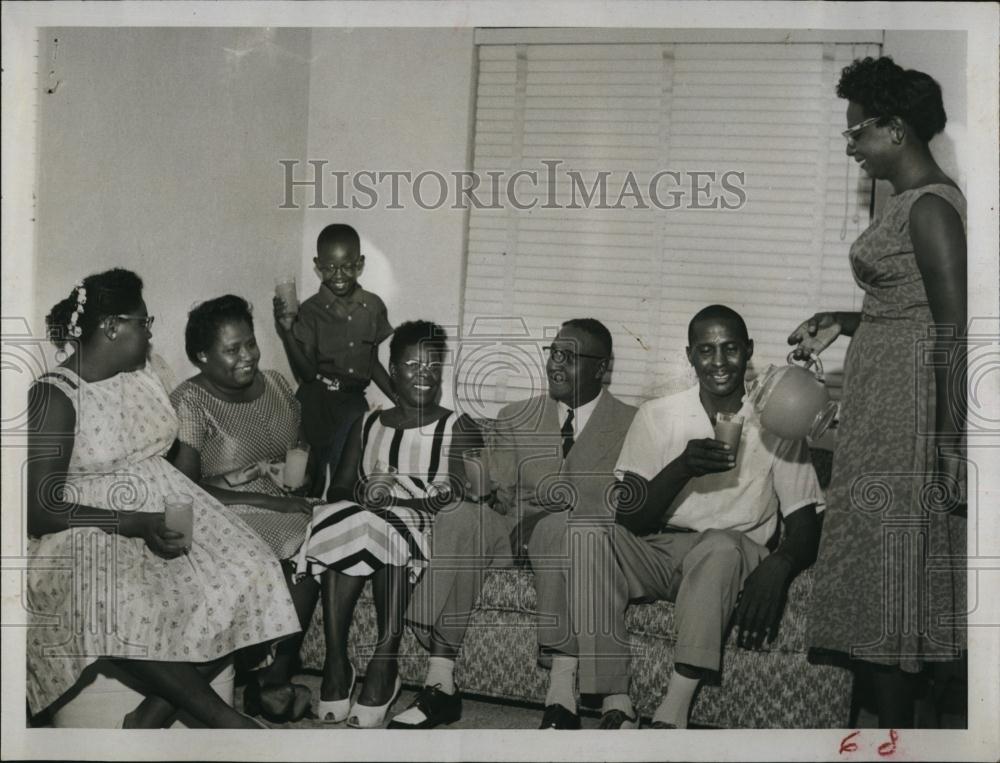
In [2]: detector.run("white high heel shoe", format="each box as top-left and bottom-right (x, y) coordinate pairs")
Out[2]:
(346, 676), (402, 729)
(317, 665), (357, 724)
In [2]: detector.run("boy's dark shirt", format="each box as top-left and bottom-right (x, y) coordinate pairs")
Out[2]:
(291, 283), (392, 384)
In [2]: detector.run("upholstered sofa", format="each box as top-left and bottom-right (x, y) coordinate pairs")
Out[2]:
(299, 448), (853, 729)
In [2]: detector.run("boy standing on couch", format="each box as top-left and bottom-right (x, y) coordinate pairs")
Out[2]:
(274, 223), (395, 498)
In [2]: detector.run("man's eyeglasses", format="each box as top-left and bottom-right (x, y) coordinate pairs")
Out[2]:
(317, 262), (360, 276)
(113, 315), (155, 329)
(543, 346), (606, 365)
(842, 116), (881, 142)
(400, 360), (444, 373)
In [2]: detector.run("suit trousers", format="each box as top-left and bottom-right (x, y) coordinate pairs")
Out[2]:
(407, 501), (568, 653)
(529, 514), (769, 696)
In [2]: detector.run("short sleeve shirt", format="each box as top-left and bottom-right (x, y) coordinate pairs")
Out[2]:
(615, 385), (824, 546)
(291, 283), (393, 383)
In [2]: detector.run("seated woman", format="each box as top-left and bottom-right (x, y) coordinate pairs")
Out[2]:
(26, 268), (301, 729)
(170, 294), (319, 723)
(294, 320), (482, 728)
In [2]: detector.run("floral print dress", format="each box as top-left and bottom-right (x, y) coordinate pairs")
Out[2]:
(806, 185), (967, 671)
(26, 363), (301, 715)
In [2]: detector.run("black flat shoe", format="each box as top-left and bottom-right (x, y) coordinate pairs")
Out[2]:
(387, 685), (462, 729)
(244, 678), (314, 724)
(648, 721), (678, 729)
(539, 703), (580, 729)
(598, 709), (639, 729)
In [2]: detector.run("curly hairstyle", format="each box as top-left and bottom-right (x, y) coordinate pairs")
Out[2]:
(46, 268), (144, 350)
(837, 56), (947, 143)
(389, 320), (448, 364)
(184, 294), (255, 364)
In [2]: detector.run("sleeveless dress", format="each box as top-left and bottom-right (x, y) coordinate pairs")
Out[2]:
(170, 370), (311, 560)
(806, 184), (967, 671)
(26, 364), (301, 715)
(294, 411), (470, 584)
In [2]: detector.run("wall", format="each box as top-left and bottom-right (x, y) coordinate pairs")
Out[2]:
(27, 28), (971, 394)
(880, 31), (969, 197)
(34, 28), (312, 380)
(297, 28), (476, 408)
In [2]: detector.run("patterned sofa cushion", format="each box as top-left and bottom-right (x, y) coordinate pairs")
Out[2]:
(299, 575), (852, 728)
(474, 566), (815, 654)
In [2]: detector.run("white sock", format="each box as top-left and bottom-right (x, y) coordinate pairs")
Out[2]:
(544, 655), (578, 711)
(652, 672), (700, 728)
(601, 693), (636, 720)
(391, 657), (456, 725)
(425, 656), (456, 695)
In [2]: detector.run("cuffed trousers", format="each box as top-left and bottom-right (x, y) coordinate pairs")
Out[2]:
(528, 513), (768, 695)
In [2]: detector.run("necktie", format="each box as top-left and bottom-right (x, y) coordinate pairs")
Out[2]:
(561, 408), (575, 458)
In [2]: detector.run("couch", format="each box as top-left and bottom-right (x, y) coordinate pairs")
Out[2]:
(299, 448), (853, 728)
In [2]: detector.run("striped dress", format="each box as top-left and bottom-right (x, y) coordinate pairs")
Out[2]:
(294, 410), (466, 583)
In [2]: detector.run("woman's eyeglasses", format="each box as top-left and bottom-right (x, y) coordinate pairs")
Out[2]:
(543, 346), (606, 365)
(841, 116), (881, 142)
(113, 314), (155, 329)
(400, 360), (444, 373)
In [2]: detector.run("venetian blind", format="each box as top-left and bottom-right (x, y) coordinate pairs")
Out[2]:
(457, 40), (878, 416)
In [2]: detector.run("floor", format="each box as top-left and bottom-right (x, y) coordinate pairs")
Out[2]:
(244, 672), (612, 730)
(246, 668), (967, 731)
(33, 665), (965, 730)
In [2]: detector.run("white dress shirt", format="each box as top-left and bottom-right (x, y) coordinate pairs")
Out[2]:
(556, 387), (604, 443)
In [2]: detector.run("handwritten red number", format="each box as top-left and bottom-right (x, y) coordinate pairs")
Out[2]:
(839, 730), (860, 754)
(878, 728), (899, 757)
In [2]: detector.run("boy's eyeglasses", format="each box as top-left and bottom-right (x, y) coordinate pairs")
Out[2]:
(317, 262), (360, 276)
(544, 346), (606, 364)
(400, 360), (444, 373)
(841, 116), (881, 142)
(113, 314), (155, 329)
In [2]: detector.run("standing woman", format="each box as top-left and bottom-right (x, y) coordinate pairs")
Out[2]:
(26, 269), (301, 728)
(788, 56), (966, 727)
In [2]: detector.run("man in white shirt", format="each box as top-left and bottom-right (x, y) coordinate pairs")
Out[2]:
(390, 318), (636, 729)
(570, 304), (823, 728)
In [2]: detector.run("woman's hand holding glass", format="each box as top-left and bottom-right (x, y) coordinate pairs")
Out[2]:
(787, 312), (842, 359)
(131, 513), (188, 559)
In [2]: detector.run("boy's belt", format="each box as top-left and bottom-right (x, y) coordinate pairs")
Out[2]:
(658, 524), (696, 534)
(315, 373), (368, 393)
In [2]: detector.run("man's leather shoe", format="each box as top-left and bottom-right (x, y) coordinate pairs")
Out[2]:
(386, 685), (462, 729)
(539, 703), (581, 729)
(598, 709), (639, 729)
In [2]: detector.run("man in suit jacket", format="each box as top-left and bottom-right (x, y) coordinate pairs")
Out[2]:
(389, 318), (637, 729)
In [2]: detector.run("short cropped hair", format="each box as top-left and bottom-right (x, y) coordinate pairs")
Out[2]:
(316, 223), (361, 255)
(184, 294), (254, 364)
(561, 318), (613, 358)
(389, 320), (448, 364)
(687, 304), (750, 345)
